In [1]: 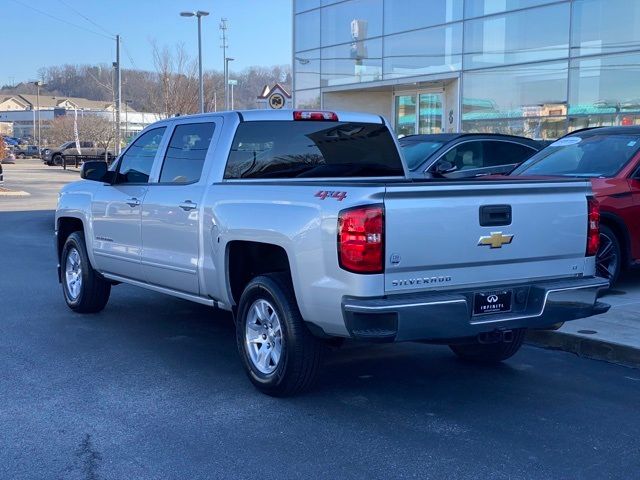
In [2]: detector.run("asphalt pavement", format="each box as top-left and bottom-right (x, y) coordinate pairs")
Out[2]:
(1, 161), (639, 479)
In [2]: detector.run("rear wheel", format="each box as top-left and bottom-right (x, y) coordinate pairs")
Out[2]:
(596, 225), (622, 286)
(449, 328), (526, 363)
(61, 231), (111, 313)
(236, 273), (323, 396)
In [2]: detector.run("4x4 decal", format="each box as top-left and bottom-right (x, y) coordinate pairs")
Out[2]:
(315, 190), (347, 201)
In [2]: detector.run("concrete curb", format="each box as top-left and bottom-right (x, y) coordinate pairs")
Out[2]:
(526, 330), (640, 369)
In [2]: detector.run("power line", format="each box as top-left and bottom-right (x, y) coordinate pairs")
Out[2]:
(56, 0), (115, 37)
(121, 41), (139, 70)
(8, 0), (114, 40)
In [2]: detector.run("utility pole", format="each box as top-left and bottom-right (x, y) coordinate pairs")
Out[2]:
(115, 34), (122, 154)
(220, 18), (228, 109)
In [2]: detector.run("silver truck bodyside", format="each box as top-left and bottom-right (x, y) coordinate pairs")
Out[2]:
(55, 110), (606, 341)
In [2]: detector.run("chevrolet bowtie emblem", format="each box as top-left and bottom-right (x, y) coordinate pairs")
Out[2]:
(478, 232), (514, 249)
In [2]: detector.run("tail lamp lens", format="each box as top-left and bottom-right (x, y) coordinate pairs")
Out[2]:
(586, 196), (600, 257)
(338, 205), (384, 274)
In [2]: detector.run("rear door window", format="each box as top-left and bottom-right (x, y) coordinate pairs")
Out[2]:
(159, 122), (215, 184)
(224, 121), (404, 179)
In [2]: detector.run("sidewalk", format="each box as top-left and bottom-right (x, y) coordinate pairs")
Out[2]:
(527, 274), (640, 368)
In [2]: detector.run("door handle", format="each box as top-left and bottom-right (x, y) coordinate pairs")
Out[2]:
(179, 200), (198, 211)
(126, 197), (141, 208)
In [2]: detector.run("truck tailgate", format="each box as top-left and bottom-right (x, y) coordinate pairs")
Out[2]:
(383, 180), (593, 293)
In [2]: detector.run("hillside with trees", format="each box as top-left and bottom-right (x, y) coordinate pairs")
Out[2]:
(1, 44), (291, 116)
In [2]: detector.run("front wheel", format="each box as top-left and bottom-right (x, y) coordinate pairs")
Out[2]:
(236, 273), (323, 397)
(61, 231), (111, 313)
(449, 328), (526, 363)
(596, 225), (622, 286)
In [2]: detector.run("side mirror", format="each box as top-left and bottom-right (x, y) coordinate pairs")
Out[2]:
(80, 161), (110, 183)
(434, 159), (458, 175)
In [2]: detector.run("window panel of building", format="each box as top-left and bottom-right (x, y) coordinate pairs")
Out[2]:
(464, 0), (561, 18)
(321, 38), (383, 87)
(569, 52), (640, 120)
(462, 116), (567, 139)
(571, 0), (640, 57)
(383, 23), (462, 79)
(463, 3), (570, 69)
(320, 0), (383, 47)
(294, 89), (321, 109)
(384, 0), (462, 35)
(295, 0), (320, 13)
(295, 10), (320, 52)
(463, 61), (568, 120)
(294, 50), (321, 90)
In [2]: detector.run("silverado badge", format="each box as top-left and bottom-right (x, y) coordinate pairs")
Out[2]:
(478, 232), (514, 249)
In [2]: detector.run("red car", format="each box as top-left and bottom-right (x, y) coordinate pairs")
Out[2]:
(512, 126), (640, 285)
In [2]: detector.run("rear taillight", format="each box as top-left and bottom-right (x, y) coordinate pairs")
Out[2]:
(586, 196), (600, 257)
(293, 110), (338, 121)
(338, 205), (384, 274)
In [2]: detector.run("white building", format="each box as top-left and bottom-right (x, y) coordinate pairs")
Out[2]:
(0, 94), (163, 140)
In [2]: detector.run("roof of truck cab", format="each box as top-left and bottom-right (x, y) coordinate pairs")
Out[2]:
(161, 109), (386, 124)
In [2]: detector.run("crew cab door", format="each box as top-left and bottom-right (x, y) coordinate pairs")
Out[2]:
(91, 126), (167, 279)
(140, 120), (218, 294)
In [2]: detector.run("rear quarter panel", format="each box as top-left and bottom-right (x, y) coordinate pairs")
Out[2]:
(201, 182), (387, 336)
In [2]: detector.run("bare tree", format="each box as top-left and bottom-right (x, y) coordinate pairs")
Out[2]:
(45, 114), (115, 156)
(149, 41), (199, 116)
(0, 137), (7, 161)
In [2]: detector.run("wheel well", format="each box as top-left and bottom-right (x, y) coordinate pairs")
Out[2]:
(227, 241), (292, 305)
(57, 217), (84, 260)
(600, 214), (630, 267)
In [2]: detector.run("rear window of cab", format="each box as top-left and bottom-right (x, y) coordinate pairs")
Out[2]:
(224, 121), (404, 179)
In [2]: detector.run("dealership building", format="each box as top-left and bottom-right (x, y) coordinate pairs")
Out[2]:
(293, 0), (640, 138)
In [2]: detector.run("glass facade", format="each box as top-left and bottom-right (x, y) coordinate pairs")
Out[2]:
(293, 0), (640, 138)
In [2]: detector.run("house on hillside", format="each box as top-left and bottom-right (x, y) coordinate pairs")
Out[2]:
(0, 93), (163, 141)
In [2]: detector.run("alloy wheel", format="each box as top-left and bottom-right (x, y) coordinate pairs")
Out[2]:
(65, 247), (83, 300)
(245, 299), (284, 375)
(596, 232), (619, 281)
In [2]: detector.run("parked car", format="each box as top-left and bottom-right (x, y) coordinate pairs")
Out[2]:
(55, 110), (609, 396)
(512, 126), (640, 285)
(400, 133), (542, 179)
(14, 145), (41, 159)
(43, 141), (114, 166)
(0, 162), (3, 183)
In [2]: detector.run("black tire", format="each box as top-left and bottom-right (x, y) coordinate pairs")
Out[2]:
(449, 328), (526, 363)
(236, 273), (323, 397)
(61, 231), (111, 313)
(597, 225), (622, 286)
(52, 154), (63, 166)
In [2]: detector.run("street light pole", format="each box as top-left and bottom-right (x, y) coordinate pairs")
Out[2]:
(33, 80), (44, 151)
(181, 10), (210, 113)
(225, 57), (234, 110)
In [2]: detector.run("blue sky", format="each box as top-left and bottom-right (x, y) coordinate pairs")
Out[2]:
(3, 0), (292, 87)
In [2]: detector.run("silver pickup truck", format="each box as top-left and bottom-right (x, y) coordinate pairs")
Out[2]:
(55, 110), (609, 396)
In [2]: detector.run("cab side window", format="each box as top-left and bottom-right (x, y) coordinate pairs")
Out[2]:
(159, 122), (215, 184)
(116, 127), (166, 184)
